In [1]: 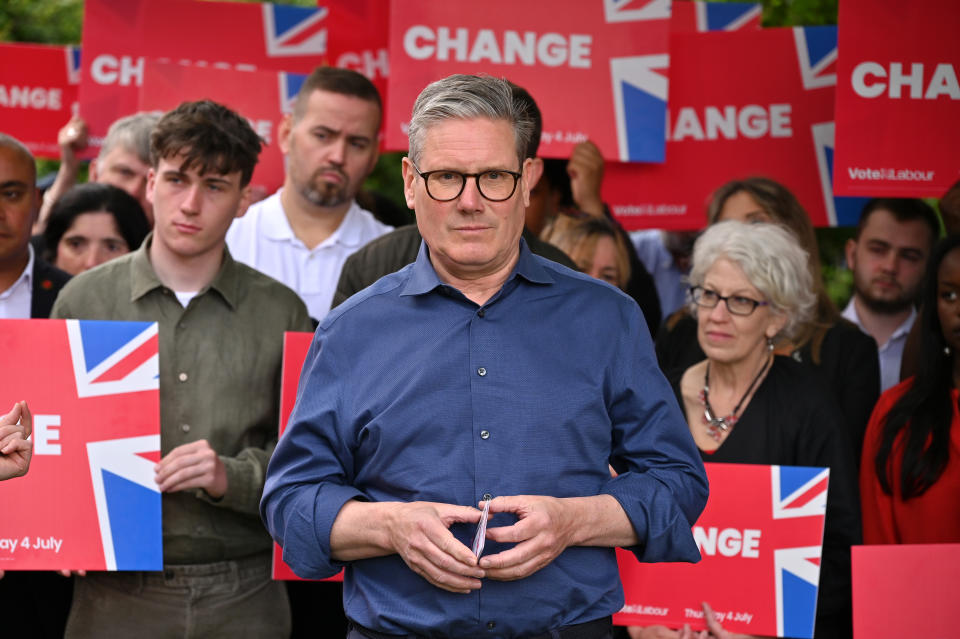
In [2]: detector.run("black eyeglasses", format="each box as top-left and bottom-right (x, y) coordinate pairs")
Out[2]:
(412, 164), (522, 202)
(690, 286), (769, 316)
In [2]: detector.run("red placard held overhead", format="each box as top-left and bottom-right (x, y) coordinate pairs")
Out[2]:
(603, 26), (838, 230)
(833, 0), (960, 197)
(138, 62), (304, 198)
(615, 463), (829, 638)
(79, 0), (329, 153)
(323, 0), (389, 102)
(0, 320), (161, 572)
(386, 0), (671, 163)
(0, 43), (80, 159)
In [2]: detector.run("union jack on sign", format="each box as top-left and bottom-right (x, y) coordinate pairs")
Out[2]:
(67, 320), (159, 398)
(262, 3), (329, 58)
(0, 319), (162, 571)
(279, 71), (307, 115)
(794, 26), (837, 90)
(66, 45), (82, 84)
(695, 1), (762, 31)
(604, 0), (671, 22)
(615, 463), (829, 638)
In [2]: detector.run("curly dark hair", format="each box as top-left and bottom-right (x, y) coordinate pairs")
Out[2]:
(150, 100), (263, 186)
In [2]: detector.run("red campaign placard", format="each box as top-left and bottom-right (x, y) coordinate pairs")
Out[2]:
(0, 319), (161, 571)
(852, 544), (958, 638)
(79, 0), (329, 154)
(833, 0), (960, 197)
(323, 0), (389, 103)
(615, 463), (828, 638)
(271, 332), (343, 582)
(670, 0), (762, 33)
(386, 0), (671, 162)
(0, 43), (80, 159)
(138, 62), (304, 198)
(603, 26), (839, 231)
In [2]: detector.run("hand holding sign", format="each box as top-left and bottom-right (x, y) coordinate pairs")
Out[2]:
(154, 439), (227, 498)
(0, 401), (33, 481)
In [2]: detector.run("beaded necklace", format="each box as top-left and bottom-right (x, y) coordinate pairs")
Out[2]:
(700, 355), (772, 442)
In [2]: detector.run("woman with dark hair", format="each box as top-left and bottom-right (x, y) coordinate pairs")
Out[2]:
(656, 176), (880, 455)
(861, 235), (960, 543)
(42, 183), (150, 275)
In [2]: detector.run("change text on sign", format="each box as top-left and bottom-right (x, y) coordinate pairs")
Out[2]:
(693, 526), (761, 558)
(667, 104), (792, 142)
(403, 26), (592, 69)
(0, 86), (63, 110)
(852, 62), (959, 100)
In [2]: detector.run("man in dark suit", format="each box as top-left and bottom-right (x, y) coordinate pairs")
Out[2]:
(0, 133), (70, 320)
(0, 132), (71, 639)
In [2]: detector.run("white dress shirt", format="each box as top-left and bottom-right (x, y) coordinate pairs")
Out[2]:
(226, 190), (392, 321)
(0, 244), (34, 319)
(842, 298), (916, 392)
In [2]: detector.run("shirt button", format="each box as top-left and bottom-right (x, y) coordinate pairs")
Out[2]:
(480, 430), (490, 440)
(477, 309), (485, 318)
(477, 367), (487, 377)
(181, 424), (191, 433)
(178, 372), (188, 382)
(487, 621), (496, 630)
(482, 493), (492, 501)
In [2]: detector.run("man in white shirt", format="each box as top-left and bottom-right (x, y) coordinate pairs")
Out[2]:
(843, 198), (939, 391)
(0, 133), (70, 320)
(226, 67), (391, 321)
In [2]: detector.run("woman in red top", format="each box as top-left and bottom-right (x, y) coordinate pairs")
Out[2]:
(861, 235), (960, 544)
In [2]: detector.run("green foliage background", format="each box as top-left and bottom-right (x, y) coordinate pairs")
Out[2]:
(4, 0), (870, 306)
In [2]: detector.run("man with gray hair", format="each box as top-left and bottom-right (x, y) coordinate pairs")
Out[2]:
(262, 74), (708, 638)
(37, 111), (159, 230)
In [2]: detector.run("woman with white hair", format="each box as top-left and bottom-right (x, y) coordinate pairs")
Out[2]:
(637, 222), (860, 639)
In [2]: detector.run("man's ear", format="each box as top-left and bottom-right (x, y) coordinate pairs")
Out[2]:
(401, 157), (416, 210)
(521, 157), (540, 208)
(365, 134), (381, 177)
(145, 168), (157, 207)
(526, 157), (543, 190)
(236, 185), (253, 218)
(844, 237), (858, 271)
(278, 114), (294, 155)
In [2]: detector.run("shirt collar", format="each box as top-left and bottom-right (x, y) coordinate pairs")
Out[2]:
(842, 297), (918, 338)
(400, 237), (554, 298)
(841, 297), (861, 327)
(0, 244), (34, 300)
(129, 233), (240, 310)
(268, 191), (369, 249)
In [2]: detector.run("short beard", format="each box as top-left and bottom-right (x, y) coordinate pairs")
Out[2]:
(299, 180), (348, 208)
(855, 283), (917, 315)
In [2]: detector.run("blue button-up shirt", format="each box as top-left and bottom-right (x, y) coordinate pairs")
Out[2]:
(262, 240), (708, 638)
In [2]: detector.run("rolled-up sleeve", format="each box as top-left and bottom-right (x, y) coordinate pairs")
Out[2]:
(260, 328), (366, 579)
(602, 303), (709, 563)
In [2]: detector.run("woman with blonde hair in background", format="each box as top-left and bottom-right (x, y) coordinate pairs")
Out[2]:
(541, 212), (632, 290)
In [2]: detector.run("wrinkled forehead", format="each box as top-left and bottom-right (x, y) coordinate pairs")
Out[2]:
(418, 116), (521, 167)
